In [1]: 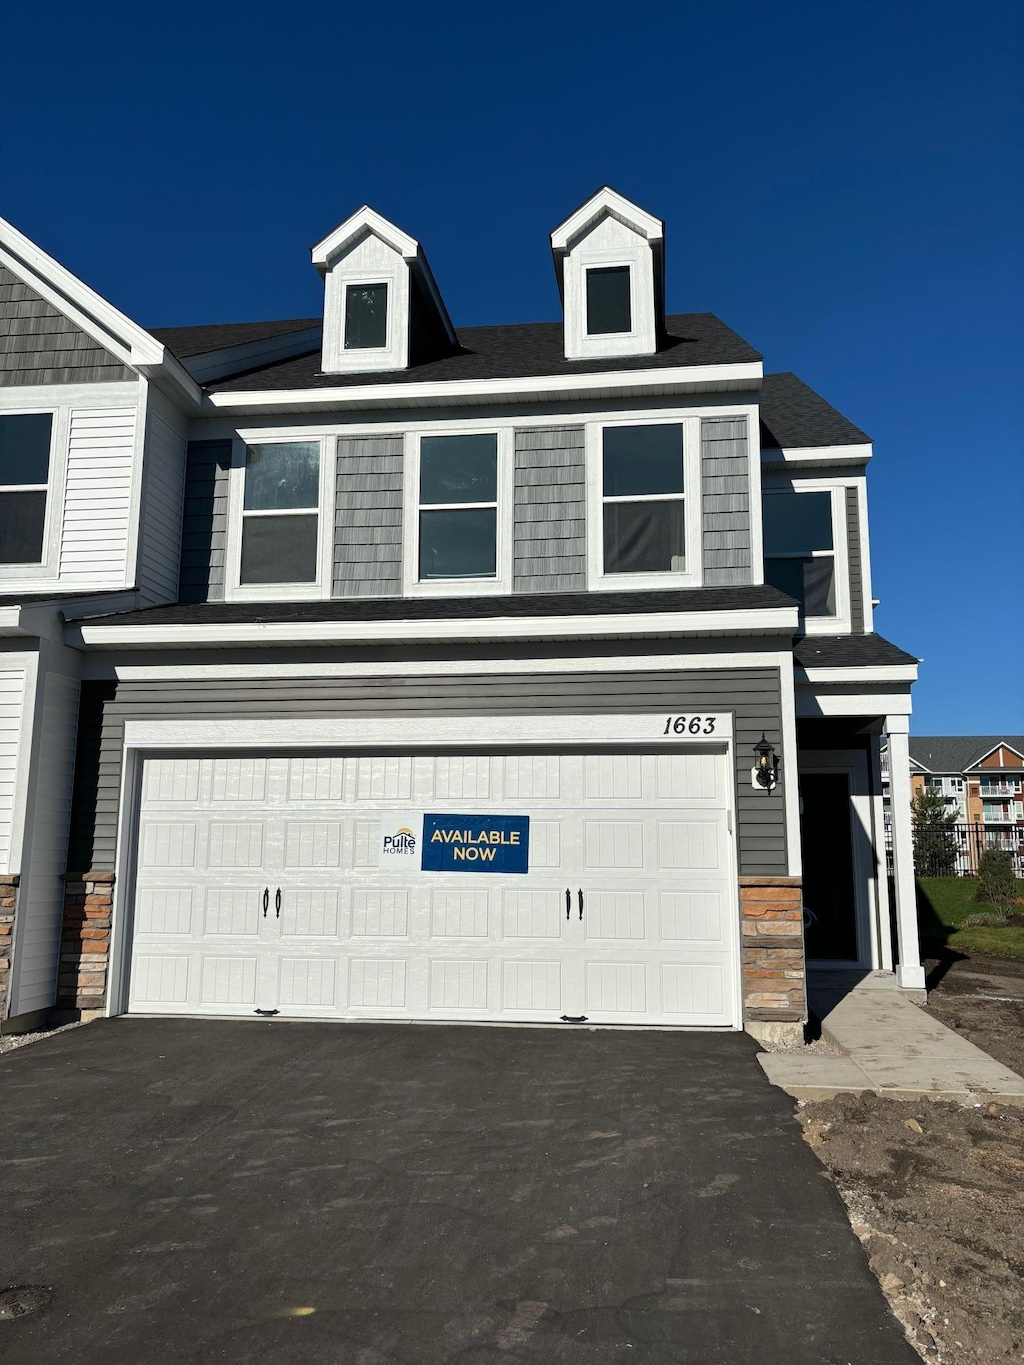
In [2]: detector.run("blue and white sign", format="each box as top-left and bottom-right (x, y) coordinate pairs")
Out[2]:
(422, 814), (530, 873)
(378, 812), (530, 873)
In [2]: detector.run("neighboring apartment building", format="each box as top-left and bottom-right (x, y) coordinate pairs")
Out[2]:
(883, 735), (1024, 874)
(0, 188), (924, 1043)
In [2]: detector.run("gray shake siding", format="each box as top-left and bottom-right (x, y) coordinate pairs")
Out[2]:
(0, 265), (135, 386)
(333, 435), (403, 596)
(513, 427), (587, 592)
(846, 486), (865, 631)
(700, 418), (751, 586)
(178, 440), (231, 602)
(66, 666), (787, 878)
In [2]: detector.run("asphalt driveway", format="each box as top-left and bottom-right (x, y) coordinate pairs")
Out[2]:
(0, 1020), (917, 1364)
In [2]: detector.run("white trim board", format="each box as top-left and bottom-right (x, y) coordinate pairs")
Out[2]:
(69, 605), (799, 650)
(122, 712), (736, 750)
(203, 362), (765, 415)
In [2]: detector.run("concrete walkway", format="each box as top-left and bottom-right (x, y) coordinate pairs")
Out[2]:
(759, 970), (1024, 1103)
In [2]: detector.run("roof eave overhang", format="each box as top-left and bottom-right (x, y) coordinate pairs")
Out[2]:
(67, 604), (798, 651)
(203, 360), (764, 416)
(796, 664), (919, 685)
(761, 443), (873, 469)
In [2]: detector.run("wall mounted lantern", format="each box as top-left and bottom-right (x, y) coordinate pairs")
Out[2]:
(752, 733), (779, 792)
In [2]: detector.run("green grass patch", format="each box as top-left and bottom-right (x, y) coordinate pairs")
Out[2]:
(917, 876), (1024, 960)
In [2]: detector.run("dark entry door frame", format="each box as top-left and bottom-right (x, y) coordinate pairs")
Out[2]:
(797, 750), (879, 971)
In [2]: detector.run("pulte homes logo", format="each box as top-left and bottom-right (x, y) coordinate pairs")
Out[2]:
(381, 826), (417, 857)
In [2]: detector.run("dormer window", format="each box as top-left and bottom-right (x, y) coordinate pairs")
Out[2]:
(550, 187), (665, 362)
(344, 283), (388, 350)
(312, 206), (456, 375)
(586, 266), (631, 335)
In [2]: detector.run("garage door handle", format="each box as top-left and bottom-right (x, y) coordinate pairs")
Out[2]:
(262, 887), (269, 918)
(565, 888), (570, 921)
(275, 888), (282, 919)
(578, 888), (584, 921)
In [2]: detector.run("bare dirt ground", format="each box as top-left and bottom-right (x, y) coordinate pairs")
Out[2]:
(798, 953), (1024, 1364)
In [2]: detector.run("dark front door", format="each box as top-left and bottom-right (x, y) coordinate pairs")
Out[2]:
(800, 772), (859, 961)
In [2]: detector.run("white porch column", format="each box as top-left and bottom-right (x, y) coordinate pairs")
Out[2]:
(886, 717), (925, 989)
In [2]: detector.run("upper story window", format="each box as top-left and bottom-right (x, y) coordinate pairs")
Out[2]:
(762, 490), (836, 617)
(418, 434), (497, 580)
(239, 441), (320, 585)
(602, 423), (684, 575)
(344, 284), (388, 350)
(0, 412), (51, 564)
(586, 267), (631, 336)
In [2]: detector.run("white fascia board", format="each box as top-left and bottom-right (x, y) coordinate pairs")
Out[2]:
(69, 604), (798, 650)
(204, 360), (765, 416)
(181, 327), (322, 383)
(0, 607), (28, 637)
(797, 664), (919, 684)
(761, 443), (873, 468)
(550, 188), (663, 252)
(0, 220), (202, 411)
(795, 690), (913, 718)
(311, 206), (418, 272)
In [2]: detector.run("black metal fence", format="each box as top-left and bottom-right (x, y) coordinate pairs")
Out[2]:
(885, 821), (1024, 878)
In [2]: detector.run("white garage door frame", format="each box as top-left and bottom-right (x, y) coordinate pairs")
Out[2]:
(107, 712), (742, 1027)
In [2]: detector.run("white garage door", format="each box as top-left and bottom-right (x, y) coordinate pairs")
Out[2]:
(128, 749), (738, 1027)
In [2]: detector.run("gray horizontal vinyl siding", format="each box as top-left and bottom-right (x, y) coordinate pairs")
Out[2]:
(513, 427), (586, 592)
(846, 486), (865, 631)
(701, 418), (751, 586)
(67, 666), (786, 878)
(0, 265), (135, 386)
(334, 436), (403, 597)
(178, 440), (231, 602)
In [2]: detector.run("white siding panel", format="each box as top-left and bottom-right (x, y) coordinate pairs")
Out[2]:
(58, 407), (135, 587)
(0, 670), (25, 872)
(138, 411), (186, 603)
(9, 671), (80, 1016)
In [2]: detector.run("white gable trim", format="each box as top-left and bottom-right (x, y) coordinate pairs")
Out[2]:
(550, 187), (663, 253)
(0, 216), (201, 408)
(311, 206), (419, 272)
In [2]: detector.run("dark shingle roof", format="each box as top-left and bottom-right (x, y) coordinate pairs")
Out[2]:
(908, 736), (1024, 773)
(794, 634), (919, 669)
(149, 318), (320, 358)
(759, 372), (870, 448)
(75, 583), (795, 628)
(203, 313), (762, 392)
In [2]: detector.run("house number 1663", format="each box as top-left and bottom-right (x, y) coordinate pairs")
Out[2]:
(663, 715), (717, 735)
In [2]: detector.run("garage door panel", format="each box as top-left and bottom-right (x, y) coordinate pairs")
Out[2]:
(135, 886), (194, 936)
(355, 756), (413, 802)
(211, 756), (268, 803)
(208, 821), (264, 869)
(200, 955), (258, 1007)
(501, 888), (565, 939)
(349, 957), (407, 1010)
(429, 958), (488, 1012)
(204, 886), (262, 937)
(656, 817), (724, 871)
(654, 752), (722, 802)
(584, 754), (643, 801)
(284, 819), (342, 869)
(586, 961), (647, 1015)
(430, 888), (490, 939)
(140, 820), (197, 869)
(584, 890), (647, 941)
(352, 818), (381, 869)
(132, 954), (190, 1006)
(420, 754), (495, 801)
(527, 819), (563, 869)
(286, 755), (347, 803)
(661, 960), (728, 1019)
(502, 754), (562, 800)
(351, 888), (409, 938)
(658, 889), (727, 944)
(278, 957), (338, 1010)
(143, 758), (201, 804)
(501, 959), (562, 1013)
(584, 820), (645, 869)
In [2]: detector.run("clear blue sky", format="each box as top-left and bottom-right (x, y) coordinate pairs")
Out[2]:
(3, 1), (1021, 734)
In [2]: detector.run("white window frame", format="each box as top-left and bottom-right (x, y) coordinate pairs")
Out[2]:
(0, 402), (71, 581)
(402, 427), (514, 597)
(583, 259), (636, 340)
(761, 478), (852, 634)
(585, 414), (702, 592)
(225, 432), (334, 602)
(342, 278), (391, 354)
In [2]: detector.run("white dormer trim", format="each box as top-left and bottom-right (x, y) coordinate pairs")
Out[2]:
(311, 206), (455, 376)
(550, 188), (664, 363)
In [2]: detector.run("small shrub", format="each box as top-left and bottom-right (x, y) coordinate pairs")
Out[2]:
(963, 909), (1010, 928)
(975, 847), (1020, 918)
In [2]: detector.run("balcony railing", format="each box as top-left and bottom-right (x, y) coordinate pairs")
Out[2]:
(979, 783), (1022, 797)
(885, 821), (1024, 878)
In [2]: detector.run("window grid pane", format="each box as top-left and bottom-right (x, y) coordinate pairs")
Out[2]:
(586, 267), (632, 335)
(0, 413), (52, 487)
(344, 284), (388, 350)
(0, 490), (47, 564)
(603, 425), (683, 497)
(240, 514), (318, 584)
(420, 434), (497, 505)
(603, 499), (684, 575)
(419, 507), (496, 580)
(244, 443), (320, 511)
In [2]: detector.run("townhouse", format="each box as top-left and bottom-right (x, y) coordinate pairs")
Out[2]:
(0, 188), (923, 1040)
